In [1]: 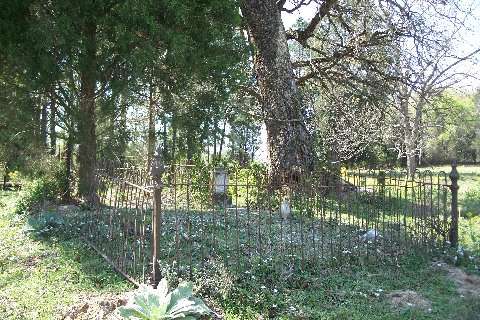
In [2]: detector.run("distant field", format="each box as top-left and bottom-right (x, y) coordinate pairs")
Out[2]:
(420, 165), (480, 192)
(419, 165), (480, 216)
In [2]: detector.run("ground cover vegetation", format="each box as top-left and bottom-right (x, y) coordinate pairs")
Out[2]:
(1, 0), (480, 319)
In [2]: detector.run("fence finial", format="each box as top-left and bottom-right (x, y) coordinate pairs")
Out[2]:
(449, 160), (459, 248)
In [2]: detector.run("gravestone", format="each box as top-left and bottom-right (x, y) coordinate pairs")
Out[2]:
(212, 169), (231, 206)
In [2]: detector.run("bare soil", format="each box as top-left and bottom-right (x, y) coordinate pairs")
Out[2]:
(386, 290), (432, 312)
(60, 294), (127, 320)
(440, 262), (480, 297)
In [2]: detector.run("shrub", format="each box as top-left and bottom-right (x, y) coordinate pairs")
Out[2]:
(118, 279), (211, 320)
(14, 158), (67, 215)
(462, 187), (480, 218)
(459, 216), (480, 255)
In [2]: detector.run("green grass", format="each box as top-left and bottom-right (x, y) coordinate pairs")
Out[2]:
(420, 165), (480, 214)
(419, 165), (480, 255)
(218, 254), (480, 319)
(0, 190), (133, 319)
(1, 165), (480, 319)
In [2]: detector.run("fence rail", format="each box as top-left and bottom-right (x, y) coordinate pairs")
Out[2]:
(81, 159), (459, 286)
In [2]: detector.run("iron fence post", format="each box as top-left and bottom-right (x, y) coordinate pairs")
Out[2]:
(449, 161), (459, 248)
(150, 149), (165, 287)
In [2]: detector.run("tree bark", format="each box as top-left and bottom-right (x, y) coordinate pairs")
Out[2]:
(162, 120), (168, 161)
(171, 115), (177, 162)
(117, 92), (127, 166)
(219, 119), (227, 159)
(77, 19), (98, 201)
(147, 83), (156, 169)
(63, 133), (73, 202)
(2, 163), (9, 191)
(40, 103), (48, 148)
(241, 0), (314, 182)
(49, 90), (57, 156)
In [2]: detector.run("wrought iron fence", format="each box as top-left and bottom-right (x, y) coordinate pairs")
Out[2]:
(80, 160), (460, 286)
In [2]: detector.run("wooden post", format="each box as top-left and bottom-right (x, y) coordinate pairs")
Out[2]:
(449, 161), (459, 248)
(150, 147), (164, 287)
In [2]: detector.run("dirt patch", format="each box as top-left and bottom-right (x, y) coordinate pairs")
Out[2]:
(433, 261), (480, 297)
(386, 290), (432, 312)
(23, 252), (51, 269)
(23, 255), (42, 268)
(445, 266), (480, 297)
(60, 293), (223, 320)
(60, 293), (128, 320)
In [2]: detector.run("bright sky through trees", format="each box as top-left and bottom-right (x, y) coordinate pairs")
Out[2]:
(281, 0), (480, 90)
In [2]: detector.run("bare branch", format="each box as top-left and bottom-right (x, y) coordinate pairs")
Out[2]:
(287, 0), (337, 43)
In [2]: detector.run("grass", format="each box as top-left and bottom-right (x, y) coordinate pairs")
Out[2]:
(217, 254), (480, 319)
(420, 165), (480, 214)
(1, 165), (479, 319)
(0, 190), (133, 319)
(86, 167), (455, 284)
(420, 165), (480, 255)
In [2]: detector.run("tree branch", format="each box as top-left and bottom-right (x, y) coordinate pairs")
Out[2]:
(287, 0), (337, 43)
(281, 0), (314, 13)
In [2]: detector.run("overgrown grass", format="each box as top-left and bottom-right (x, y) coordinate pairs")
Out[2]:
(217, 254), (480, 319)
(0, 190), (132, 319)
(1, 165), (480, 319)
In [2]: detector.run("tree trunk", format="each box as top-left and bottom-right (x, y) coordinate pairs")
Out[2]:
(63, 133), (73, 202)
(147, 83), (156, 169)
(118, 92), (127, 165)
(2, 163), (9, 191)
(213, 120), (218, 162)
(49, 91), (57, 155)
(40, 103), (48, 148)
(241, 0), (314, 182)
(406, 151), (416, 177)
(162, 120), (168, 161)
(77, 19), (98, 202)
(219, 119), (227, 159)
(172, 116), (177, 162)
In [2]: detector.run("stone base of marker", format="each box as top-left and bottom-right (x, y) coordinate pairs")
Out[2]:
(212, 192), (232, 207)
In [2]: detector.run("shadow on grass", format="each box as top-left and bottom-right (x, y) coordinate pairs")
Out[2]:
(23, 209), (133, 292)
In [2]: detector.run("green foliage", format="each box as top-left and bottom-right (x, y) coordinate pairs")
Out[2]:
(118, 280), (211, 320)
(227, 109), (261, 166)
(459, 216), (480, 255)
(462, 187), (480, 218)
(14, 158), (67, 215)
(227, 162), (268, 208)
(425, 93), (480, 164)
(192, 259), (235, 301)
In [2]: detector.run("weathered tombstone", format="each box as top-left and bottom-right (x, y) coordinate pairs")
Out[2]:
(360, 229), (381, 242)
(280, 198), (291, 220)
(212, 168), (230, 206)
(213, 168), (228, 194)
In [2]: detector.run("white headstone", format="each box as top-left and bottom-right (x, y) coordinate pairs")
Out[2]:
(213, 169), (228, 194)
(280, 199), (291, 219)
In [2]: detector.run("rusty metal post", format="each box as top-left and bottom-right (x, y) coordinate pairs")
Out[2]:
(150, 148), (165, 287)
(449, 161), (459, 248)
